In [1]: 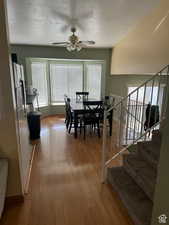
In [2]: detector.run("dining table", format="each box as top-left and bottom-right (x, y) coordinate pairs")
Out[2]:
(69, 98), (113, 138)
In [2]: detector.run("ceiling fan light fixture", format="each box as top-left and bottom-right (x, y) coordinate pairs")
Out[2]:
(76, 45), (82, 52)
(66, 42), (83, 52)
(66, 44), (72, 52)
(53, 27), (95, 52)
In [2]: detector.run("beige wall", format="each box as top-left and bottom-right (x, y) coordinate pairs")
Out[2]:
(0, 0), (22, 196)
(107, 74), (153, 98)
(111, 0), (169, 75)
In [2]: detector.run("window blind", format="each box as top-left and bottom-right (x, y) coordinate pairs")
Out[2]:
(50, 63), (83, 103)
(30, 60), (103, 106)
(85, 64), (102, 99)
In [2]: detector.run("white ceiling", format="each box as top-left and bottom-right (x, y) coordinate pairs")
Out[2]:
(7, 0), (159, 47)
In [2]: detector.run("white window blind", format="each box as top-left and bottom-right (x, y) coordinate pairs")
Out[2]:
(85, 63), (102, 99)
(50, 63), (83, 103)
(31, 62), (48, 107)
(30, 60), (104, 106)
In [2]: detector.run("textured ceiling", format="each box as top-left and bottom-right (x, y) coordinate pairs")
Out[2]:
(7, 0), (159, 47)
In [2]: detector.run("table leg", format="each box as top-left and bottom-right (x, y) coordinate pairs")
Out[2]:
(74, 112), (78, 138)
(109, 110), (113, 136)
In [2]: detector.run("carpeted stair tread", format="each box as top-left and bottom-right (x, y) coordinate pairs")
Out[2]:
(138, 142), (160, 169)
(107, 167), (153, 225)
(127, 144), (138, 154)
(139, 141), (160, 157)
(0, 158), (8, 218)
(152, 130), (161, 145)
(123, 154), (157, 201)
(152, 130), (160, 135)
(152, 130), (161, 138)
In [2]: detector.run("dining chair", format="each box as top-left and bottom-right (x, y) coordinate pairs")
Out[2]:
(66, 98), (81, 134)
(64, 94), (68, 124)
(103, 96), (115, 136)
(80, 101), (103, 139)
(76, 92), (89, 102)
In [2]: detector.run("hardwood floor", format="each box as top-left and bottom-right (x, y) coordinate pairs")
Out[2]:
(1, 116), (134, 225)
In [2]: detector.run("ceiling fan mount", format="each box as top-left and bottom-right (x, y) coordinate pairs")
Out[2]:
(52, 27), (95, 52)
(70, 27), (76, 33)
(69, 27), (79, 44)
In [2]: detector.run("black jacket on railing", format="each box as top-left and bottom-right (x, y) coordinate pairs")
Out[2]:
(144, 104), (159, 131)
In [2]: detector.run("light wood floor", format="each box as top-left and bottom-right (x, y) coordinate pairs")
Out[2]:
(1, 116), (134, 225)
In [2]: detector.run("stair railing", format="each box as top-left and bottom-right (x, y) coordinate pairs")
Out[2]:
(102, 65), (169, 182)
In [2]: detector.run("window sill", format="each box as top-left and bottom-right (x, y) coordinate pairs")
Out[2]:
(51, 103), (65, 106)
(35, 105), (48, 109)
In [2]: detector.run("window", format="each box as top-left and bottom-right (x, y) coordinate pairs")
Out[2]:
(128, 86), (164, 105)
(85, 63), (102, 99)
(31, 62), (48, 107)
(127, 85), (164, 137)
(29, 59), (104, 106)
(50, 63), (83, 104)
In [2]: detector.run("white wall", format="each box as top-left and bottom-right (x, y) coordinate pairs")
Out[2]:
(0, 0), (22, 196)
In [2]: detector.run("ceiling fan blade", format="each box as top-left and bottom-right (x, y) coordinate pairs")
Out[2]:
(52, 42), (69, 45)
(79, 41), (95, 45)
(52, 11), (70, 23)
(78, 11), (94, 21)
(61, 24), (70, 32)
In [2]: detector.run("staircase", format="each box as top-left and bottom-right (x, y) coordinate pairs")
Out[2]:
(102, 65), (169, 225)
(107, 130), (161, 225)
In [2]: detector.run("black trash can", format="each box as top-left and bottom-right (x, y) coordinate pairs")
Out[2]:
(27, 111), (42, 140)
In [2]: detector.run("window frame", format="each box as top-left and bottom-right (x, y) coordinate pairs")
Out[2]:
(28, 59), (49, 108)
(27, 58), (105, 107)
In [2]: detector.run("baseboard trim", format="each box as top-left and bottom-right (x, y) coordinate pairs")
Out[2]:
(42, 114), (65, 119)
(5, 195), (24, 206)
(24, 143), (37, 194)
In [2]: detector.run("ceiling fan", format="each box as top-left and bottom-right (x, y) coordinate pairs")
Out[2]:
(52, 27), (95, 52)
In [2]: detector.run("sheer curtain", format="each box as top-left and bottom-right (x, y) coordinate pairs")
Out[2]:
(31, 62), (48, 107)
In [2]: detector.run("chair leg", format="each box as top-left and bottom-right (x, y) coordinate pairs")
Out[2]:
(66, 118), (70, 130)
(97, 122), (100, 138)
(68, 120), (72, 133)
(109, 118), (112, 136)
(90, 124), (92, 135)
(80, 120), (82, 134)
(84, 125), (86, 140)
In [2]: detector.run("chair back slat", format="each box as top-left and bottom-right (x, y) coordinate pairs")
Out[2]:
(83, 101), (103, 117)
(76, 92), (89, 102)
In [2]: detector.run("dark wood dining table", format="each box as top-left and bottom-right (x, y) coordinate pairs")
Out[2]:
(69, 99), (113, 138)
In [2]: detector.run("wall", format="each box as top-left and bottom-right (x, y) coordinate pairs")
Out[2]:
(11, 45), (112, 115)
(107, 74), (153, 98)
(111, 0), (169, 75)
(107, 1), (169, 222)
(0, 0), (22, 196)
(151, 92), (169, 225)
